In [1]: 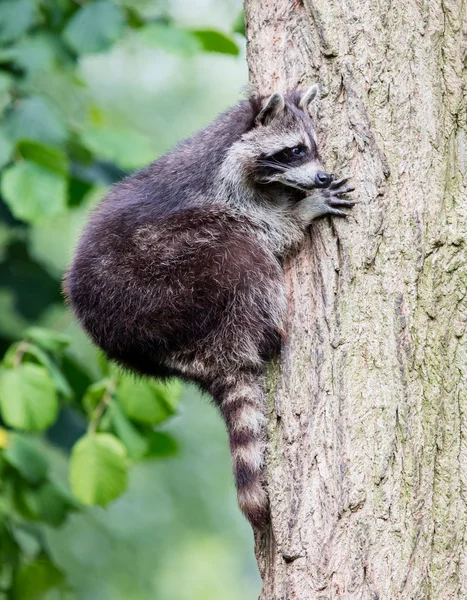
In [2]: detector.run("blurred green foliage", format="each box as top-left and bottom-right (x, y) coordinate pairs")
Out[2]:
(0, 1), (258, 598)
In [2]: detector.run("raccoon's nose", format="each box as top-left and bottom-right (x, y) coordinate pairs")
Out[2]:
(314, 172), (332, 188)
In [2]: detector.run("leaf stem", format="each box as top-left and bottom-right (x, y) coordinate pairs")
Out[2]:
(13, 341), (30, 368)
(88, 377), (116, 435)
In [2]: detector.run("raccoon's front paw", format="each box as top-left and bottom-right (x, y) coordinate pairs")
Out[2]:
(299, 177), (356, 223)
(322, 177), (356, 217)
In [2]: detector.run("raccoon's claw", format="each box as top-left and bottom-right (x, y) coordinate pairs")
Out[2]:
(325, 196), (356, 218)
(329, 177), (350, 190)
(325, 177), (355, 217)
(328, 198), (356, 208)
(329, 177), (355, 200)
(330, 186), (355, 197)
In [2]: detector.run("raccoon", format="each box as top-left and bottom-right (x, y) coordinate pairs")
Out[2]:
(66, 85), (355, 529)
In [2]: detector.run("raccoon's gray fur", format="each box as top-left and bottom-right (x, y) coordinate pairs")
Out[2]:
(66, 85), (355, 529)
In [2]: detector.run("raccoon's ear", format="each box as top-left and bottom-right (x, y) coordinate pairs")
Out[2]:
(299, 84), (319, 112)
(255, 92), (285, 126)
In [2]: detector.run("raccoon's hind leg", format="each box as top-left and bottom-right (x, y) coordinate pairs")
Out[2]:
(210, 372), (269, 529)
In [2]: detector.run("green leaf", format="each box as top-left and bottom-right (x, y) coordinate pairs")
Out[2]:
(118, 376), (181, 424)
(0, 72), (12, 116)
(19, 481), (72, 527)
(69, 433), (128, 506)
(39, 0), (72, 28)
(3, 434), (48, 484)
(68, 176), (94, 206)
(2, 342), (72, 399)
(23, 71), (89, 132)
(4, 96), (67, 145)
(109, 401), (148, 460)
(12, 559), (63, 600)
(23, 327), (71, 354)
(1, 161), (67, 224)
(0, 72), (12, 95)
(2, 344), (23, 369)
(43, 358), (73, 400)
(0, 131), (12, 170)
(28, 200), (93, 278)
(124, 6), (146, 28)
(82, 379), (111, 415)
(114, 0), (163, 18)
(64, 1), (125, 55)
(0, 224), (15, 263)
(159, 378), (182, 413)
(191, 30), (239, 56)
(17, 141), (69, 175)
(80, 124), (155, 170)
(0, 34), (58, 73)
(0, 291), (29, 342)
(10, 527), (41, 559)
(138, 24), (201, 55)
(233, 10), (246, 36)
(0, 0), (36, 44)
(0, 364), (59, 432)
(0, 570), (13, 596)
(97, 352), (111, 377)
(0, 525), (19, 577)
(145, 431), (178, 459)
(28, 343), (72, 400)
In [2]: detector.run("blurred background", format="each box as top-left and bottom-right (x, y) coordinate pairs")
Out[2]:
(0, 1), (262, 598)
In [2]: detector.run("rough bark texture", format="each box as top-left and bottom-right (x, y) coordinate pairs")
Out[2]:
(244, 0), (467, 598)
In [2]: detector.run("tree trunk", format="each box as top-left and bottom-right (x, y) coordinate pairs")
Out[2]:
(244, 0), (467, 598)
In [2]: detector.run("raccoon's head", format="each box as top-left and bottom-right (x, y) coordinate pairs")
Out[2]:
(243, 86), (331, 192)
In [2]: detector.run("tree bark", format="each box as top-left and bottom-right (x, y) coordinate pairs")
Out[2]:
(244, 0), (467, 598)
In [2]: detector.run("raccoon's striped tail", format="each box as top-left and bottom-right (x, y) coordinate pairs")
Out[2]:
(213, 373), (269, 529)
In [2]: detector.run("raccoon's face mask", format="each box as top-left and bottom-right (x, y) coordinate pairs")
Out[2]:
(251, 86), (333, 192)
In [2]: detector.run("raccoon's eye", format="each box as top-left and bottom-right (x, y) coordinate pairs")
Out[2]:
(290, 145), (307, 157)
(267, 144), (308, 166)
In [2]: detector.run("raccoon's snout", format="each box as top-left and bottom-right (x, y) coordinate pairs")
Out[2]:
(314, 172), (332, 188)
(272, 162), (331, 192)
